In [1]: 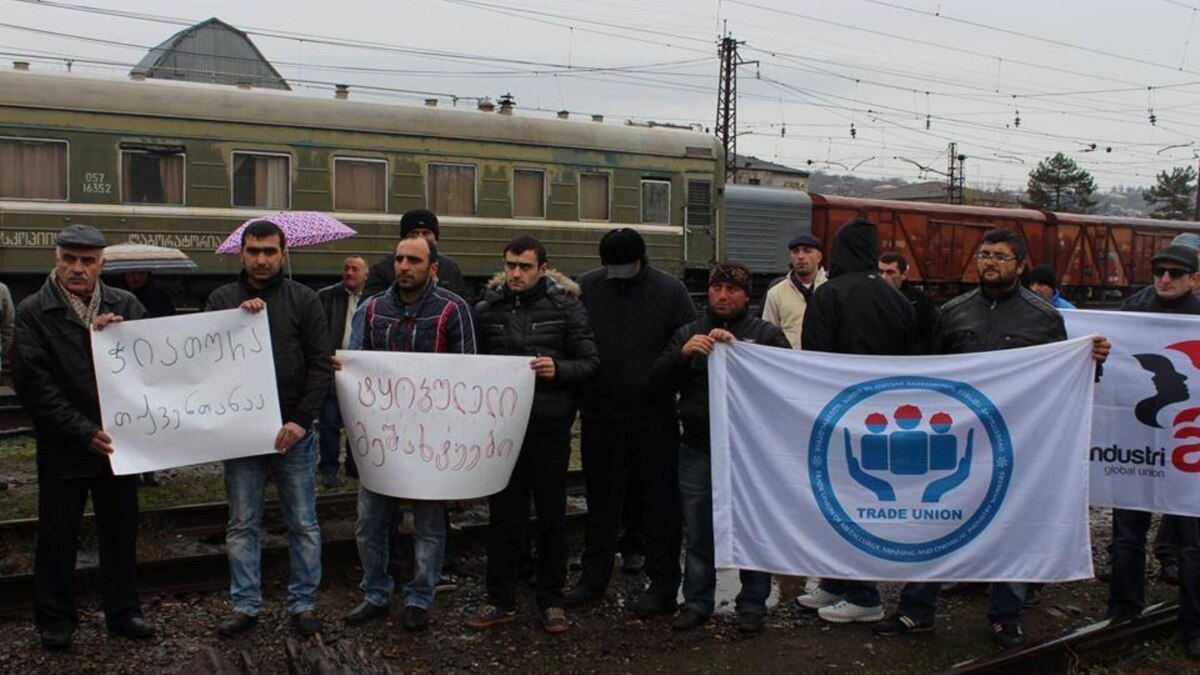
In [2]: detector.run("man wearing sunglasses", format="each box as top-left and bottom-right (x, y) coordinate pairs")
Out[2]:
(1108, 243), (1200, 659)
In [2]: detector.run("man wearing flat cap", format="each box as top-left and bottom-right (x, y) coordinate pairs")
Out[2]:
(1108, 242), (1200, 659)
(762, 232), (826, 349)
(12, 224), (156, 650)
(650, 261), (790, 634)
(566, 228), (696, 617)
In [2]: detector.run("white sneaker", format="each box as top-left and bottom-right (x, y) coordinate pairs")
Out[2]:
(804, 577), (823, 594)
(795, 587), (844, 610)
(817, 599), (885, 623)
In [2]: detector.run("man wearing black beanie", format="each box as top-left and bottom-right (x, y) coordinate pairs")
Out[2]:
(565, 228), (697, 617)
(363, 209), (467, 298)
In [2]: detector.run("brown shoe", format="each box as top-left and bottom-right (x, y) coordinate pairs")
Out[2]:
(464, 604), (517, 630)
(541, 607), (570, 634)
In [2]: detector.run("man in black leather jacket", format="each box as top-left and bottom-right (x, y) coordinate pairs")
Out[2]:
(651, 262), (791, 635)
(876, 228), (1109, 649)
(465, 236), (599, 634)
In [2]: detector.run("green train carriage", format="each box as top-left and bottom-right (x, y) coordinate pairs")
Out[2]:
(0, 69), (723, 303)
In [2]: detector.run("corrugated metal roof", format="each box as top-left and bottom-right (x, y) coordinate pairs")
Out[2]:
(131, 18), (290, 91)
(725, 185), (813, 275)
(732, 154), (810, 177)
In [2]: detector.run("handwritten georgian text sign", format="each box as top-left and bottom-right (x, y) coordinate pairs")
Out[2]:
(91, 309), (282, 475)
(335, 350), (535, 500)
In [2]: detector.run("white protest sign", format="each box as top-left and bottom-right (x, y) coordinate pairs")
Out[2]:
(335, 350), (535, 500)
(91, 309), (282, 475)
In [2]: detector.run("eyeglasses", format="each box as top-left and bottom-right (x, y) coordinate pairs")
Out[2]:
(1153, 266), (1191, 279)
(975, 252), (1017, 263)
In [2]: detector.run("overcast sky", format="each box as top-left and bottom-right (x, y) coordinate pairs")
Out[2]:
(3, 0), (1199, 192)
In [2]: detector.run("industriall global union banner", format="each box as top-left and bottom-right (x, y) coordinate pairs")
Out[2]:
(709, 337), (1097, 582)
(1063, 309), (1200, 516)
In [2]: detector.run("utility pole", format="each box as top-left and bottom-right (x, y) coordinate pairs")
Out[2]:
(716, 35), (757, 182)
(945, 142), (967, 204)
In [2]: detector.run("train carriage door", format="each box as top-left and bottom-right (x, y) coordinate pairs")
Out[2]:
(685, 178), (715, 267)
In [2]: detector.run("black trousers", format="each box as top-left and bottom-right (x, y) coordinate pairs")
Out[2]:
(35, 474), (141, 632)
(1109, 509), (1200, 640)
(577, 412), (681, 597)
(486, 423), (571, 611)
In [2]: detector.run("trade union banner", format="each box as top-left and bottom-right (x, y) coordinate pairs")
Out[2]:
(709, 337), (1096, 582)
(91, 309), (282, 475)
(1063, 309), (1200, 517)
(335, 350), (535, 500)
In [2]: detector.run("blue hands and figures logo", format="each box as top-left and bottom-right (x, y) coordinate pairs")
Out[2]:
(810, 376), (1012, 562)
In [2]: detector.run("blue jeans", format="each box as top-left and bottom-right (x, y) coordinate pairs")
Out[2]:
(224, 431), (321, 616)
(355, 486), (446, 609)
(898, 581), (1027, 626)
(679, 444), (771, 617)
(1110, 509), (1200, 640)
(318, 393), (355, 477)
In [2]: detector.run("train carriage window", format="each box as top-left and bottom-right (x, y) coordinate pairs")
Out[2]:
(513, 168), (545, 218)
(580, 173), (610, 221)
(0, 137), (68, 201)
(334, 158), (387, 212)
(641, 179), (671, 224)
(427, 163), (476, 216)
(232, 152), (290, 208)
(121, 150), (184, 204)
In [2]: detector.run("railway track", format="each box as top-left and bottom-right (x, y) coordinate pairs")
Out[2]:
(939, 602), (1179, 674)
(0, 470), (586, 615)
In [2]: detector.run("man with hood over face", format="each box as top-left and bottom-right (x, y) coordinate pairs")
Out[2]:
(796, 216), (915, 625)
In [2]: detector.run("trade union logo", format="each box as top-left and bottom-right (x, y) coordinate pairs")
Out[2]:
(1129, 340), (1200, 472)
(808, 376), (1013, 562)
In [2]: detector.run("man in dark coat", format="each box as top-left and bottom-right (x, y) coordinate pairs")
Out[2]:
(13, 224), (156, 650)
(205, 220), (334, 639)
(651, 262), (791, 635)
(363, 208), (466, 298)
(465, 236), (600, 634)
(878, 251), (936, 353)
(874, 228), (1109, 649)
(1108, 244), (1200, 659)
(316, 255), (367, 487)
(797, 218), (915, 625)
(565, 228), (696, 617)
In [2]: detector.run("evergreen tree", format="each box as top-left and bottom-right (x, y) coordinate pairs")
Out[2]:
(1143, 166), (1197, 220)
(1026, 152), (1097, 213)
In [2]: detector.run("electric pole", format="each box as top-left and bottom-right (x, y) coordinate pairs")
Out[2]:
(716, 35), (756, 182)
(945, 142), (967, 204)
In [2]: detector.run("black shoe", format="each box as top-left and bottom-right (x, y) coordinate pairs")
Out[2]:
(109, 616), (157, 639)
(1187, 636), (1200, 659)
(39, 626), (73, 651)
(291, 610), (322, 637)
(632, 591), (677, 618)
(621, 553), (646, 574)
(402, 606), (430, 632)
(874, 613), (934, 637)
(992, 622), (1025, 649)
(738, 612), (765, 634)
(563, 583), (603, 608)
(1159, 560), (1180, 585)
(672, 608), (709, 631)
(216, 612), (257, 638)
(344, 600), (389, 626)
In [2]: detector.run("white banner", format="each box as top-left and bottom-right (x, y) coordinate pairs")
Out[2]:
(91, 309), (282, 475)
(1064, 308), (1200, 516)
(710, 338), (1096, 582)
(335, 350), (535, 500)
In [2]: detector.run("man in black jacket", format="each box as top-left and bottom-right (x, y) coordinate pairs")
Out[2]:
(797, 218), (915, 625)
(1107, 244), (1200, 659)
(652, 262), (791, 635)
(878, 251), (936, 353)
(13, 224), (156, 650)
(205, 220), (334, 639)
(316, 255), (367, 487)
(566, 228), (696, 616)
(465, 236), (600, 634)
(363, 209), (466, 298)
(875, 228), (1109, 649)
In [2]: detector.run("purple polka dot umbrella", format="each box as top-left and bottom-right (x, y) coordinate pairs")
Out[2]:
(215, 211), (357, 254)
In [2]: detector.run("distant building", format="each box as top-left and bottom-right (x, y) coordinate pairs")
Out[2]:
(131, 17), (289, 90)
(731, 155), (810, 191)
